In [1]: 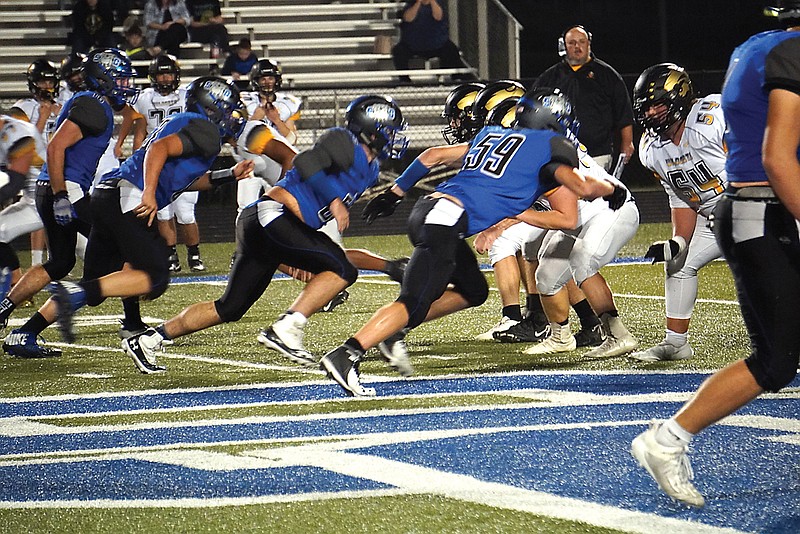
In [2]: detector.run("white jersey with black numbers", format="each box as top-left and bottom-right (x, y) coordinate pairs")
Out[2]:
(241, 90), (302, 124)
(133, 87), (187, 134)
(639, 95), (727, 218)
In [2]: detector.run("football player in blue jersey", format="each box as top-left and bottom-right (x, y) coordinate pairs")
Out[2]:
(0, 48), (139, 359)
(49, 76), (254, 373)
(320, 88), (627, 397)
(631, 1), (800, 508)
(118, 95), (409, 374)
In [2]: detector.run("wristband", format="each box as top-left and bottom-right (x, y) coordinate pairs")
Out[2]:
(210, 167), (235, 186)
(395, 158), (430, 192)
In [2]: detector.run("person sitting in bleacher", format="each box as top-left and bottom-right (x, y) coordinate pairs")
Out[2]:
(392, 0), (470, 83)
(185, 0), (230, 58)
(70, 0), (117, 54)
(221, 38), (258, 85)
(143, 0), (190, 58)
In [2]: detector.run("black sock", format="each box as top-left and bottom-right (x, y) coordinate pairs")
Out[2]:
(526, 294), (544, 316)
(187, 244), (200, 257)
(572, 299), (601, 328)
(0, 297), (16, 323)
(21, 312), (49, 335)
(344, 337), (365, 354)
(121, 297), (143, 328)
(502, 305), (523, 322)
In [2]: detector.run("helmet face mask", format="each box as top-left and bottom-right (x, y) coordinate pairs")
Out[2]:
(633, 63), (694, 137)
(27, 59), (60, 102)
(148, 54), (180, 96)
(249, 59), (282, 100)
(441, 82), (485, 144)
(186, 76), (248, 139)
(345, 95), (409, 160)
(60, 52), (86, 93)
(513, 88), (581, 140)
(83, 48), (139, 109)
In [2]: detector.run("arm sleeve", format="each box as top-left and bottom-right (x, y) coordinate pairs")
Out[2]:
(67, 96), (109, 137)
(540, 136), (579, 182)
(765, 37), (800, 95)
(293, 129), (355, 180)
(175, 118), (221, 159)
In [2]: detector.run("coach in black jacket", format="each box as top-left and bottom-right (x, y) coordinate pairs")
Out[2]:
(535, 25), (634, 171)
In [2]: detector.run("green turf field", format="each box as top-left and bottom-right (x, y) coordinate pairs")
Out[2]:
(0, 222), (753, 533)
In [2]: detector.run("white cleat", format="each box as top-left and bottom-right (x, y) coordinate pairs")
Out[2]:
(631, 422), (705, 508)
(629, 340), (694, 362)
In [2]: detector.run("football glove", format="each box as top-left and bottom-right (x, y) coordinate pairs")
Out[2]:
(52, 191), (76, 226)
(361, 189), (402, 224)
(602, 184), (628, 210)
(645, 236), (687, 263)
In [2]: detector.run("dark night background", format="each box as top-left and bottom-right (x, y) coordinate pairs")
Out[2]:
(496, 0), (780, 94)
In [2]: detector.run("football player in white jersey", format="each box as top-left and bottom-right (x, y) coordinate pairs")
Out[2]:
(629, 64), (727, 362)
(0, 116), (43, 305)
(8, 59), (62, 272)
(132, 54), (206, 273)
(476, 89), (640, 359)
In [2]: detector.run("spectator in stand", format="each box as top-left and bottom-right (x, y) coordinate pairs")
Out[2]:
(70, 0), (117, 54)
(185, 0), (230, 57)
(120, 17), (163, 76)
(143, 0), (191, 58)
(534, 25), (634, 171)
(221, 38), (258, 81)
(392, 0), (470, 82)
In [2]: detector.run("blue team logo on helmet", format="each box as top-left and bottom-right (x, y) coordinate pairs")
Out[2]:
(185, 76), (247, 139)
(345, 95), (409, 160)
(83, 48), (139, 109)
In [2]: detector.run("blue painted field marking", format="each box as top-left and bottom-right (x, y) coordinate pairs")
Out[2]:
(0, 371), (735, 419)
(0, 372), (796, 532)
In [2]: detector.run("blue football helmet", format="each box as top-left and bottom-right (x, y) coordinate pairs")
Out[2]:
(83, 48), (138, 109)
(345, 95), (409, 160)
(185, 76), (247, 139)
(513, 87), (580, 140)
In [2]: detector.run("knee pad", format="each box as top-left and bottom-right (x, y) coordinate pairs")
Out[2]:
(144, 270), (169, 301)
(214, 297), (247, 323)
(44, 256), (77, 281)
(175, 195), (198, 225)
(0, 243), (19, 270)
(747, 354), (798, 393)
(397, 294), (429, 330)
(455, 275), (489, 308)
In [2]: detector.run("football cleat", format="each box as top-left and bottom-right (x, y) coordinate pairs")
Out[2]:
(257, 313), (316, 366)
(320, 344), (376, 397)
(494, 316), (550, 343)
(631, 421), (705, 507)
(168, 253), (181, 273)
(50, 281), (87, 344)
(188, 254), (205, 272)
(321, 290), (349, 313)
(629, 340), (694, 362)
(574, 323), (605, 348)
(475, 316), (518, 341)
(377, 328), (413, 377)
(122, 328), (166, 374)
(3, 329), (61, 358)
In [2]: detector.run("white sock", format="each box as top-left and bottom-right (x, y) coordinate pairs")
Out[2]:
(31, 249), (44, 266)
(665, 329), (688, 347)
(655, 417), (693, 448)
